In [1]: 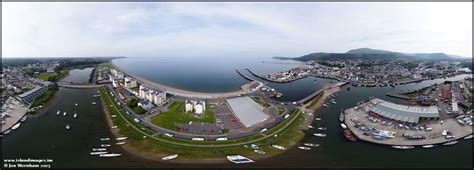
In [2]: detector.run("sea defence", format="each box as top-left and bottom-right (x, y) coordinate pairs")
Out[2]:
(111, 62), (259, 99)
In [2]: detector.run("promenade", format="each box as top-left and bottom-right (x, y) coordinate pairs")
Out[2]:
(111, 62), (258, 99)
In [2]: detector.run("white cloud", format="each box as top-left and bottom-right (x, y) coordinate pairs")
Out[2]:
(2, 2), (472, 58)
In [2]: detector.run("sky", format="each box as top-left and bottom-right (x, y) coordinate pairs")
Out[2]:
(2, 2), (472, 58)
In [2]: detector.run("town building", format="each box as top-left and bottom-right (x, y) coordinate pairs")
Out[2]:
(17, 86), (46, 106)
(368, 99), (440, 124)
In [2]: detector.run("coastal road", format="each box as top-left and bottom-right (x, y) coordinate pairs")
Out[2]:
(102, 85), (303, 147)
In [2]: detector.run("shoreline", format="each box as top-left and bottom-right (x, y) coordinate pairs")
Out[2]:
(28, 88), (61, 118)
(301, 84), (341, 129)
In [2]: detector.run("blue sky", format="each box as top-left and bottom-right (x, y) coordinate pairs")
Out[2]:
(2, 2), (472, 58)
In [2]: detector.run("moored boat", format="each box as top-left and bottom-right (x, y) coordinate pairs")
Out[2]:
(73, 113), (78, 118)
(443, 140), (458, 146)
(323, 104), (329, 107)
(314, 117), (322, 121)
(90, 151), (108, 155)
(339, 109), (345, 122)
(344, 129), (357, 142)
(254, 150), (266, 154)
(3, 129), (11, 135)
(92, 102), (97, 105)
(101, 144), (111, 147)
(464, 134), (472, 140)
(99, 153), (122, 157)
(116, 142), (127, 145)
(56, 110), (61, 115)
(317, 127), (327, 131)
(92, 148), (107, 151)
(303, 143), (319, 147)
(313, 133), (326, 137)
(391, 145), (414, 150)
(298, 146), (311, 150)
(111, 126), (118, 129)
(20, 115), (27, 122)
(340, 123), (347, 129)
(116, 137), (128, 140)
(11, 123), (21, 130)
(307, 125), (314, 129)
(226, 155), (254, 164)
(250, 144), (259, 150)
(161, 154), (179, 160)
(422, 145), (436, 148)
(111, 115), (117, 118)
(271, 144), (287, 150)
(63, 112), (67, 116)
(66, 124), (70, 130)
(100, 138), (110, 141)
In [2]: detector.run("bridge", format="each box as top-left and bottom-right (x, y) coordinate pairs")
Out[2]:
(298, 82), (348, 104)
(57, 82), (105, 89)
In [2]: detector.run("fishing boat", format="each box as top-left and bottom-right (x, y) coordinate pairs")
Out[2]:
(63, 112), (67, 116)
(73, 113), (78, 118)
(422, 145), (436, 148)
(99, 153), (122, 157)
(391, 145), (414, 150)
(90, 151), (108, 155)
(464, 134), (472, 140)
(116, 137), (128, 140)
(56, 110), (61, 115)
(314, 117), (321, 121)
(111, 126), (118, 129)
(339, 108), (345, 122)
(100, 138), (110, 141)
(66, 124), (70, 130)
(298, 146), (311, 150)
(20, 115), (27, 122)
(11, 123), (21, 130)
(307, 125), (314, 129)
(250, 144), (259, 150)
(340, 123), (348, 129)
(226, 155), (254, 164)
(161, 154), (179, 161)
(271, 144), (287, 150)
(313, 133), (326, 137)
(303, 143), (319, 147)
(116, 142), (127, 145)
(92, 148), (107, 151)
(317, 127), (327, 131)
(443, 140), (458, 146)
(344, 129), (357, 142)
(92, 102), (97, 105)
(101, 144), (111, 147)
(254, 150), (266, 154)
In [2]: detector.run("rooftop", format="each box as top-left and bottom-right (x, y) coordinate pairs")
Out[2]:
(368, 99), (439, 123)
(226, 96), (269, 128)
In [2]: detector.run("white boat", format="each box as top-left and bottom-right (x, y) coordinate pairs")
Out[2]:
(116, 137), (128, 140)
(314, 117), (322, 121)
(63, 112), (67, 116)
(75, 103), (78, 106)
(101, 144), (111, 147)
(66, 124), (70, 130)
(271, 144), (287, 150)
(116, 142), (127, 145)
(463, 134), (472, 140)
(443, 140), (458, 146)
(313, 133), (326, 137)
(3, 129), (11, 135)
(92, 102), (97, 105)
(90, 151), (108, 155)
(422, 145), (435, 148)
(226, 155), (254, 164)
(56, 110), (61, 115)
(111, 115), (117, 118)
(73, 113), (77, 118)
(254, 150), (266, 154)
(92, 148), (107, 151)
(100, 138), (110, 141)
(307, 125), (314, 129)
(298, 146), (311, 150)
(391, 145), (414, 150)
(11, 123), (21, 130)
(317, 127), (327, 131)
(330, 101), (336, 104)
(303, 143), (319, 147)
(20, 115), (27, 122)
(99, 153), (122, 157)
(161, 154), (179, 161)
(111, 126), (118, 129)
(339, 108), (345, 122)
(323, 104), (329, 107)
(340, 123), (348, 129)
(250, 144), (259, 150)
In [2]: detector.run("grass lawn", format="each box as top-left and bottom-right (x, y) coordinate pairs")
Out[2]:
(98, 62), (113, 69)
(277, 106), (286, 116)
(251, 96), (271, 108)
(150, 101), (216, 130)
(101, 86), (306, 159)
(131, 105), (146, 115)
(30, 87), (58, 108)
(33, 73), (58, 81)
